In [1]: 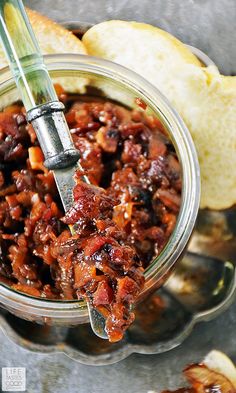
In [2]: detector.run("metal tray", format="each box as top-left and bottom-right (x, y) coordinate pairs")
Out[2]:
(1, 22), (235, 366)
(1, 238), (235, 365)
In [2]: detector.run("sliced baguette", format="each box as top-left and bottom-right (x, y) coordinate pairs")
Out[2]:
(82, 20), (201, 101)
(83, 21), (236, 209)
(165, 63), (236, 209)
(0, 7), (88, 102)
(26, 8), (87, 58)
(83, 20), (201, 68)
(0, 8), (87, 68)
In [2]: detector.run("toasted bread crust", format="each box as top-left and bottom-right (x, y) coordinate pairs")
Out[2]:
(0, 8), (88, 101)
(83, 20), (201, 66)
(26, 8), (87, 55)
(0, 7), (86, 70)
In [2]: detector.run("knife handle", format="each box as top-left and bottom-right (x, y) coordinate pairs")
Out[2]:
(0, 0), (58, 111)
(27, 102), (80, 170)
(0, 0), (80, 169)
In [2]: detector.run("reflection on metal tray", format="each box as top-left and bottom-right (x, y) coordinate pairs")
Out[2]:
(0, 22), (235, 365)
(0, 249), (235, 365)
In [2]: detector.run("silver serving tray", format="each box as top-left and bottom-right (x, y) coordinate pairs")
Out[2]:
(1, 22), (235, 366)
(0, 250), (235, 366)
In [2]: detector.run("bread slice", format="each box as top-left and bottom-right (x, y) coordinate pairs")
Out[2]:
(26, 8), (87, 58)
(169, 65), (236, 209)
(83, 21), (236, 209)
(0, 8), (86, 69)
(83, 20), (200, 67)
(83, 20), (201, 99)
(0, 7), (88, 100)
(204, 350), (236, 388)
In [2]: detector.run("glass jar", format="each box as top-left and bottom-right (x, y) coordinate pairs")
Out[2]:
(0, 54), (200, 325)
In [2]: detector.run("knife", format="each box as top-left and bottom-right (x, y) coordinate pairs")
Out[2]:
(0, 0), (107, 339)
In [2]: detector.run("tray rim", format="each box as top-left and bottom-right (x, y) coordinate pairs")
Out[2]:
(1, 261), (236, 366)
(0, 21), (229, 366)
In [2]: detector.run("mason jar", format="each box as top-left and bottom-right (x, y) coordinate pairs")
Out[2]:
(0, 54), (200, 325)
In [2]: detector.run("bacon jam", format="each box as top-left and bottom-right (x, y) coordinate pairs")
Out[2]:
(162, 363), (236, 393)
(0, 89), (182, 342)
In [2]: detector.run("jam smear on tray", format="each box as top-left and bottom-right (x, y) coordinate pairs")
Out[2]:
(162, 363), (236, 393)
(0, 89), (181, 341)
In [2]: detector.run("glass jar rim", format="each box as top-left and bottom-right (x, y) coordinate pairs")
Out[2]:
(0, 53), (200, 314)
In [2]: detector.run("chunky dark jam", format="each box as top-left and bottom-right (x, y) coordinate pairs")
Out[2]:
(0, 88), (181, 341)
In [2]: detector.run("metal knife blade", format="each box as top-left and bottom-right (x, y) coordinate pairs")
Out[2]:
(53, 162), (90, 212)
(53, 166), (77, 212)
